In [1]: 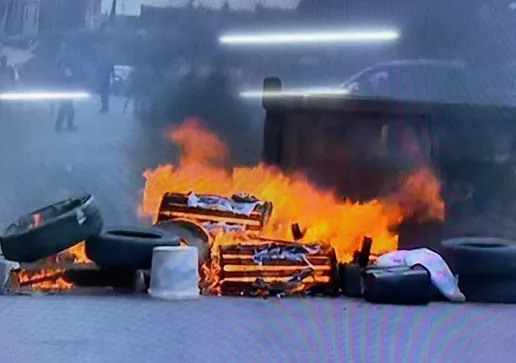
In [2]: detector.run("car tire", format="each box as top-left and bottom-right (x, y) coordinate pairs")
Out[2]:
(155, 220), (210, 265)
(459, 276), (516, 303)
(85, 227), (181, 270)
(440, 237), (516, 277)
(1, 195), (103, 262)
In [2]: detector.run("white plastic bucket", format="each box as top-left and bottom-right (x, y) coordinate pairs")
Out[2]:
(148, 246), (199, 300)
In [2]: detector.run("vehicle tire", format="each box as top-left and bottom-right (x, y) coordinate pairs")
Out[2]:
(85, 227), (181, 270)
(440, 237), (516, 277)
(459, 276), (516, 303)
(155, 220), (210, 265)
(1, 195), (103, 262)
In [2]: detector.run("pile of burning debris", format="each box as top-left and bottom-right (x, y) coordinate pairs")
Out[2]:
(0, 191), (338, 297)
(0, 119), (446, 299)
(2, 243), (148, 295)
(137, 118), (445, 298)
(0, 195), (157, 295)
(0, 189), (367, 298)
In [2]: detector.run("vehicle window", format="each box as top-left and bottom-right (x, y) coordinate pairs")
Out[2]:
(368, 70), (391, 97)
(344, 69), (381, 96)
(346, 66), (433, 101)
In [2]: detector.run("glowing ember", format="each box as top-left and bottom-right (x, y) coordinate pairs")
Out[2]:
(14, 242), (91, 291)
(37, 241), (90, 265)
(141, 117), (444, 266)
(63, 241), (90, 264)
(15, 269), (73, 291)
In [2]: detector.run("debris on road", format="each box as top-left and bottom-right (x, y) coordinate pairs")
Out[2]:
(363, 265), (432, 305)
(0, 161), (502, 304)
(375, 248), (465, 302)
(1, 195), (103, 263)
(155, 220), (210, 264)
(157, 192), (273, 234)
(148, 246), (199, 300)
(85, 227), (181, 270)
(216, 239), (337, 297)
(340, 237), (375, 298)
(0, 246), (148, 295)
(440, 237), (516, 303)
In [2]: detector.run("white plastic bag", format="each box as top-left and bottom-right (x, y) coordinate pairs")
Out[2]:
(375, 248), (465, 302)
(375, 250), (409, 268)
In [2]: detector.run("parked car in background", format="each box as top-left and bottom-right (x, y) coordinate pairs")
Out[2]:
(340, 59), (515, 106)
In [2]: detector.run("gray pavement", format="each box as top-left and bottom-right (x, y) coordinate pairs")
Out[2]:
(0, 97), (514, 363)
(0, 296), (514, 363)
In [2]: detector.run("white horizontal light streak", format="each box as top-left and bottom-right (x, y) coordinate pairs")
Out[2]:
(240, 88), (350, 98)
(220, 30), (399, 44)
(0, 92), (91, 101)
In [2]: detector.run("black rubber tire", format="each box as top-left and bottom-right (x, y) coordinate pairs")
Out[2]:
(440, 237), (516, 277)
(155, 220), (210, 265)
(85, 227), (181, 270)
(459, 276), (516, 303)
(1, 195), (103, 262)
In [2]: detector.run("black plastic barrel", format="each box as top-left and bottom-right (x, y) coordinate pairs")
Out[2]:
(363, 265), (432, 305)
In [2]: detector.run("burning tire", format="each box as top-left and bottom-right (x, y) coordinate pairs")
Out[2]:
(1, 195), (103, 262)
(85, 227), (181, 269)
(155, 220), (210, 265)
(440, 237), (516, 277)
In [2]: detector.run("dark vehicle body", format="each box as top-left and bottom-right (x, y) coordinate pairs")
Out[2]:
(261, 77), (516, 248)
(340, 59), (515, 106)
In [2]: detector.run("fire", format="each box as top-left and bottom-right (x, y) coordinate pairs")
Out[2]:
(14, 241), (91, 292)
(141, 117), (444, 265)
(39, 241), (90, 265)
(63, 241), (90, 264)
(15, 269), (73, 291)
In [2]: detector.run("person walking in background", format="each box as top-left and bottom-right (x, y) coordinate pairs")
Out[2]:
(0, 55), (18, 116)
(97, 61), (114, 114)
(54, 62), (76, 132)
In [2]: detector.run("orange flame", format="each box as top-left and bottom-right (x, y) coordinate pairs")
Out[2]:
(15, 269), (73, 291)
(14, 242), (91, 292)
(141, 117), (444, 264)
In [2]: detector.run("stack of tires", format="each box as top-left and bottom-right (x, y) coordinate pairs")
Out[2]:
(0, 195), (209, 270)
(440, 237), (516, 303)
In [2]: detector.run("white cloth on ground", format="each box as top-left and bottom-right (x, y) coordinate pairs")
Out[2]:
(375, 248), (466, 302)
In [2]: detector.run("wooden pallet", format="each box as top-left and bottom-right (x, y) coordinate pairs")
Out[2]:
(218, 239), (339, 297)
(157, 192), (273, 233)
(3, 261), (148, 295)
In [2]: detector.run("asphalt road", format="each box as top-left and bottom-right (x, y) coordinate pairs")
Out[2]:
(0, 296), (514, 363)
(0, 97), (514, 362)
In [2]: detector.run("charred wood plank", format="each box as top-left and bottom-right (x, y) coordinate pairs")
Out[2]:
(222, 270), (331, 279)
(6, 267), (147, 294)
(221, 255), (332, 266)
(157, 193), (273, 231)
(217, 239), (337, 296)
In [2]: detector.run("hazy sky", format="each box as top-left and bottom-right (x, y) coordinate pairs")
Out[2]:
(110, 0), (300, 16)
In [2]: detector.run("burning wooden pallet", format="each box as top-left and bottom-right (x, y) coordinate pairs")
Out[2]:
(1, 260), (148, 295)
(218, 239), (339, 297)
(157, 192), (273, 233)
